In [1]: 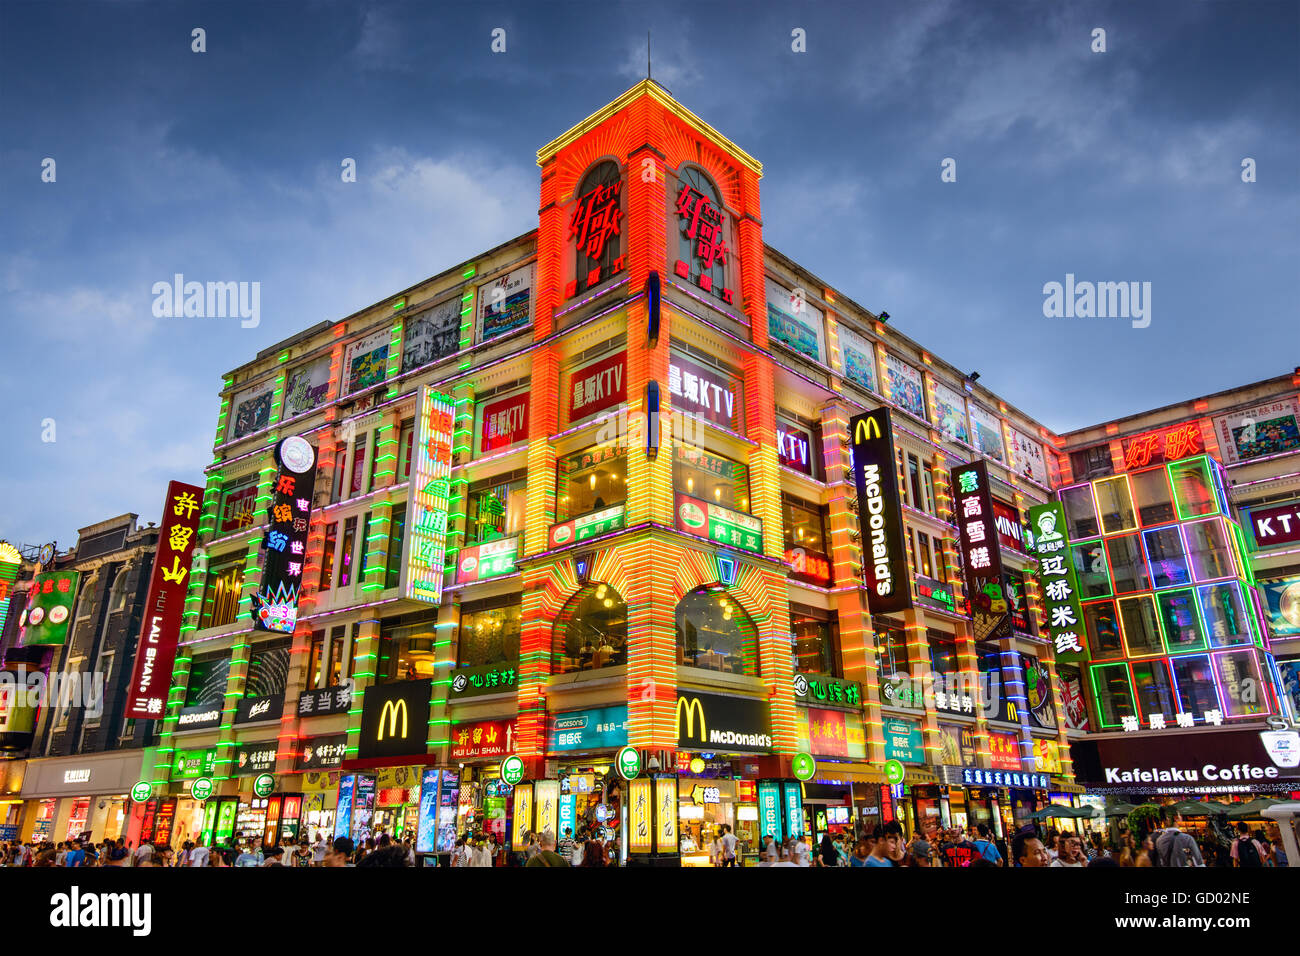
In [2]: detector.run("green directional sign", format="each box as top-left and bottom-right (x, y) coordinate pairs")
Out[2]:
(499, 754), (525, 786)
(616, 745), (641, 780)
(253, 773), (275, 798)
(883, 759), (906, 786)
(792, 752), (817, 782)
(190, 777), (214, 801)
(130, 781), (153, 803)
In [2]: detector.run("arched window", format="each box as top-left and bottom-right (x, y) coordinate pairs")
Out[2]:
(674, 166), (728, 298)
(675, 586), (757, 676)
(571, 161), (623, 295)
(553, 583), (628, 673)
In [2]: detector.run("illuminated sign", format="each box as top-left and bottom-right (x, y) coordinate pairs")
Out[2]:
(668, 354), (742, 430)
(549, 705), (629, 752)
(296, 734), (347, 771)
(449, 718), (515, 761)
(883, 717), (924, 764)
(512, 783), (532, 848)
(766, 277), (825, 362)
(565, 175), (624, 297)
(849, 408), (911, 614)
(406, 387), (454, 604)
(673, 181), (734, 304)
(297, 682), (352, 717)
(0, 542), (22, 637)
(172, 748), (218, 779)
(479, 391), (530, 453)
(675, 495), (762, 554)
(988, 731), (1023, 772)
(758, 781), (782, 843)
(915, 575), (957, 614)
(992, 499), (1025, 552)
(628, 777), (653, 853)
(951, 461), (1010, 641)
(535, 779), (560, 837)
(568, 351), (627, 421)
(675, 690), (772, 753)
(959, 768), (1049, 789)
(252, 436), (317, 634)
(656, 778), (677, 852)
(357, 679), (431, 759)
(776, 421), (815, 475)
(62, 769), (91, 784)
(782, 782), (804, 838)
(455, 535), (520, 584)
(1247, 499), (1300, 549)
(448, 662), (518, 700)
(1027, 501), (1089, 664)
(548, 504), (625, 549)
(19, 570), (80, 647)
(785, 547), (832, 587)
(234, 743), (277, 776)
(792, 672), (861, 709)
(1121, 422), (1204, 471)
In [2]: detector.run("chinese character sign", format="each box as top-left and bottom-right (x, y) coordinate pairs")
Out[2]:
(254, 437), (318, 634)
(19, 569), (80, 647)
(568, 351), (627, 422)
(1027, 501), (1089, 665)
(125, 480), (205, 719)
(569, 178), (623, 261)
(951, 461), (1010, 641)
(673, 182), (733, 303)
(407, 387), (454, 604)
(0, 542), (23, 639)
(1121, 422), (1204, 471)
(479, 391), (530, 453)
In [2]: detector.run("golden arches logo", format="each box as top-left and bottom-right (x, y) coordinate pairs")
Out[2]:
(675, 696), (707, 744)
(854, 415), (881, 444)
(378, 699), (408, 741)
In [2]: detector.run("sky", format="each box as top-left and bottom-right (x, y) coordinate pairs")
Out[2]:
(2, 0), (1297, 549)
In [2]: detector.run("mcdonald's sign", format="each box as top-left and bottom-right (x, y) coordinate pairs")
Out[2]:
(848, 407), (912, 614)
(357, 678), (431, 759)
(675, 689), (772, 753)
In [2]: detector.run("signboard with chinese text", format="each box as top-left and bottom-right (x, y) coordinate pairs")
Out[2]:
(1033, 738), (1062, 774)
(567, 351), (627, 422)
(765, 277), (824, 362)
(988, 731), (1023, 772)
(883, 716), (924, 764)
(297, 682), (352, 718)
(477, 265), (533, 341)
(172, 748), (218, 779)
(549, 705), (629, 752)
(668, 354), (742, 431)
(673, 179), (733, 304)
(674, 495), (762, 554)
(548, 504), (625, 549)
(758, 781), (782, 843)
(253, 437), (317, 634)
(1120, 422), (1205, 471)
(296, 734), (347, 771)
(1213, 398), (1300, 464)
(449, 718), (515, 761)
(19, 570), (80, 647)
(218, 479), (258, 533)
(125, 481), (204, 718)
(455, 536), (520, 584)
(792, 672), (862, 709)
(234, 742), (277, 776)
(951, 460), (1010, 641)
(479, 391), (530, 453)
(785, 547), (832, 588)
(405, 387), (454, 604)
(1027, 501), (1089, 664)
(567, 171), (624, 296)
(915, 575), (957, 614)
(448, 662), (518, 700)
(850, 408), (911, 615)
(801, 707), (867, 759)
(628, 777), (653, 853)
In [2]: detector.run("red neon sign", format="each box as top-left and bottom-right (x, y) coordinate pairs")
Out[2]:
(1121, 422), (1203, 470)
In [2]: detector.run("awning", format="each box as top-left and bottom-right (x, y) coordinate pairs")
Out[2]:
(806, 762), (887, 785)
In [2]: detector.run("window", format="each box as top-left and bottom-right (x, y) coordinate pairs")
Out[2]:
(185, 654), (231, 708)
(378, 610), (439, 682)
(1186, 518), (1234, 582)
(675, 166), (729, 297)
(466, 473), (527, 545)
(553, 583), (628, 674)
(1069, 445), (1114, 481)
(320, 523), (338, 591)
(398, 418), (416, 481)
(1170, 655), (1218, 718)
(199, 553), (244, 629)
(875, 620), (919, 708)
(911, 529), (944, 580)
(1094, 476), (1135, 534)
(1169, 458), (1216, 518)
(674, 445), (750, 512)
(782, 496), (827, 553)
(327, 626), (346, 686)
(902, 451), (935, 514)
(1060, 485), (1100, 539)
(219, 476), (259, 532)
(245, 639), (290, 699)
(385, 504), (406, 590)
(349, 434), (368, 498)
(1105, 534), (1150, 594)
(1072, 541), (1111, 598)
(928, 631), (959, 677)
(357, 511), (375, 583)
(1199, 583), (1251, 647)
(331, 442), (347, 503)
(307, 630), (327, 690)
(89, 651), (114, 725)
(1143, 527), (1190, 589)
(338, 517), (358, 588)
(1083, 601), (1122, 660)
(1091, 663), (1136, 727)
(1130, 467), (1176, 526)
(1118, 595), (1162, 657)
(556, 447), (626, 523)
(675, 587), (757, 676)
(1131, 660), (1177, 722)
(1214, 650), (1268, 717)
(790, 607), (838, 676)
(107, 570), (130, 614)
(458, 599), (522, 668)
(573, 160), (622, 295)
(1157, 589), (1205, 652)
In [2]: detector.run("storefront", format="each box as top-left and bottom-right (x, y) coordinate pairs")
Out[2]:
(448, 715), (518, 843)
(17, 750), (148, 844)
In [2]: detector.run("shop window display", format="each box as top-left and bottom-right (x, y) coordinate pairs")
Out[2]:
(673, 445), (750, 513)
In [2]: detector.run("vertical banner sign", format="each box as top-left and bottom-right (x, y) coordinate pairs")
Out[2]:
(758, 781), (783, 843)
(511, 783), (533, 849)
(0, 542), (22, 636)
(782, 782), (804, 839)
(628, 777), (653, 853)
(416, 768), (440, 853)
(534, 779), (560, 837)
(655, 778), (677, 854)
(125, 481), (204, 718)
(254, 437), (317, 633)
(334, 775), (355, 841)
(1027, 502), (1089, 664)
(951, 461), (1011, 641)
(19, 570), (81, 646)
(849, 408), (912, 614)
(406, 387), (454, 604)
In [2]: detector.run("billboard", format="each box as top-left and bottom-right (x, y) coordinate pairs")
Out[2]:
(932, 381), (971, 445)
(1259, 576), (1300, 638)
(951, 460), (1010, 640)
(567, 351), (627, 422)
(405, 387), (454, 604)
(836, 324), (877, 393)
(343, 328), (390, 396)
(252, 437), (317, 634)
(1027, 501), (1089, 664)
(882, 352), (926, 421)
(478, 265), (533, 341)
(19, 570), (80, 647)
(283, 355), (332, 419)
(0, 542), (21, 637)
(765, 276), (825, 362)
(479, 390), (530, 454)
(402, 298), (462, 372)
(1213, 397), (1300, 463)
(969, 404), (1006, 462)
(125, 481), (205, 718)
(228, 381), (274, 441)
(849, 408), (911, 615)
(674, 690), (772, 753)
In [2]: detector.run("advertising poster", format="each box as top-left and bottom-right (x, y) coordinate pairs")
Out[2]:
(1276, 659), (1300, 722)
(416, 768), (440, 853)
(334, 776), (355, 841)
(1010, 428), (1049, 485)
(343, 328), (390, 395)
(1213, 397), (1300, 463)
(253, 437), (317, 634)
(969, 404), (1006, 462)
(351, 774), (377, 845)
(402, 298), (462, 372)
(283, 355), (332, 419)
(228, 382), (274, 441)
(478, 265), (533, 341)
(882, 352), (926, 421)
(836, 324), (877, 393)
(19, 570), (80, 647)
(765, 276), (825, 362)
(932, 381), (971, 445)
(1021, 653), (1056, 729)
(1260, 576), (1300, 637)
(1059, 666), (1090, 732)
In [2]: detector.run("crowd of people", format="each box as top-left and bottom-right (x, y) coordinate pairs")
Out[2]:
(0, 806), (1287, 868)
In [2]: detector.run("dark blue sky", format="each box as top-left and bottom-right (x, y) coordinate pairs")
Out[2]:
(2, 0), (1297, 547)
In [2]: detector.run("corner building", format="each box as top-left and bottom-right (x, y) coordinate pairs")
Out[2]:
(151, 82), (1077, 862)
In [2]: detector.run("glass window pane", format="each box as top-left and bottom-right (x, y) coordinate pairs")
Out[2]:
(467, 477), (528, 545)
(1091, 663), (1135, 727)
(1094, 476), (1136, 534)
(556, 446), (627, 522)
(1131, 660), (1177, 723)
(1156, 589), (1204, 652)
(1130, 467), (1176, 526)
(379, 613), (438, 682)
(928, 631), (959, 676)
(791, 612), (839, 676)
(1083, 601), (1123, 659)
(1214, 650), (1268, 718)
(782, 497), (827, 552)
(1105, 533), (1151, 594)
(1169, 459), (1215, 518)
(457, 602), (522, 667)
(673, 446), (750, 513)
(1071, 541), (1111, 598)
(1186, 518), (1234, 582)
(1119, 595), (1162, 657)
(1199, 583), (1250, 647)
(1060, 484), (1100, 539)
(1170, 655), (1218, 718)
(676, 588), (757, 676)
(554, 583), (628, 674)
(1143, 526), (1191, 589)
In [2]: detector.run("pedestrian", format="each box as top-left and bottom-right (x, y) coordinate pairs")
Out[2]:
(863, 823), (905, 867)
(1154, 808), (1203, 867)
(323, 836), (355, 867)
(818, 832), (838, 867)
(64, 839), (85, 868)
(525, 830), (570, 867)
(762, 834), (778, 862)
(971, 823), (1003, 866)
(718, 824), (738, 867)
(261, 845), (285, 866)
(1230, 822), (1265, 868)
(234, 841), (260, 867)
(469, 836), (494, 867)
(557, 827), (576, 861)
(1052, 834), (1086, 867)
(909, 838), (933, 867)
(580, 835), (607, 867)
(132, 843), (155, 868)
(1012, 830), (1050, 868)
(189, 837), (211, 868)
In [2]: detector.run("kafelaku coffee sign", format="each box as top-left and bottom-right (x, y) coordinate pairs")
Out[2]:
(1070, 728), (1300, 792)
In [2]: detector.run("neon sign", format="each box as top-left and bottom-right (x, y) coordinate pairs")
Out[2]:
(1121, 422), (1203, 470)
(405, 387), (454, 604)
